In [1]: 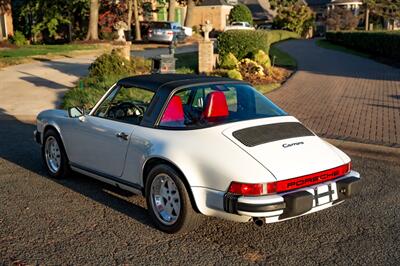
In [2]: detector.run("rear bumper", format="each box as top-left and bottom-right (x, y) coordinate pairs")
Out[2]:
(147, 34), (173, 43)
(223, 171), (361, 221)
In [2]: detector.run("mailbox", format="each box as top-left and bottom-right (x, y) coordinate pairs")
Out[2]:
(151, 54), (177, 74)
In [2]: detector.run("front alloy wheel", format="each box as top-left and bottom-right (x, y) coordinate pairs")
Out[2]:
(42, 129), (70, 179)
(45, 136), (61, 174)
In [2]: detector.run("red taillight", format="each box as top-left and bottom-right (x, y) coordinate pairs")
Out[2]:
(228, 182), (266, 196)
(267, 162), (351, 194)
(167, 30), (173, 35)
(148, 29), (153, 33)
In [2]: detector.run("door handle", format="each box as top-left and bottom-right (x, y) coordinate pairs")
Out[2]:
(116, 132), (129, 140)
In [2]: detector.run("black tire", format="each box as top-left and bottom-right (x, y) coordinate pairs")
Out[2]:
(42, 128), (70, 179)
(145, 164), (202, 233)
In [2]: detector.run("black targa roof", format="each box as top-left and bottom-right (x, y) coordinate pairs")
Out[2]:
(117, 74), (237, 92)
(116, 74), (247, 127)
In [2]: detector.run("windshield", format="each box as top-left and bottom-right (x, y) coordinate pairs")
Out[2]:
(158, 83), (287, 129)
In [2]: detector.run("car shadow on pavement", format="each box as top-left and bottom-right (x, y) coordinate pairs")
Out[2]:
(0, 109), (153, 228)
(19, 71), (68, 90)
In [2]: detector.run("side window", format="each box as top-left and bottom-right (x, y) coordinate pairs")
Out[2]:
(192, 87), (213, 108)
(175, 89), (191, 105)
(221, 86), (237, 112)
(93, 86), (154, 125)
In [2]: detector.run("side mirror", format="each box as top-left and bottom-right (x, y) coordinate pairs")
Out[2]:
(68, 107), (84, 118)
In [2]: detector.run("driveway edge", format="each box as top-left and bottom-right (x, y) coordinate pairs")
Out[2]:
(325, 138), (400, 162)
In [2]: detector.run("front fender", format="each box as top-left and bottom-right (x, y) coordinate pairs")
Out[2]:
(36, 109), (69, 146)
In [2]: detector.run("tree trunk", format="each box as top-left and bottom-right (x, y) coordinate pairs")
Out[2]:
(86, 0), (99, 40)
(365, 6), (369, 31)
(184, 0), (195, 27)
(133, 0), (141, 41)
(168, 0), (176, 22)
(127, 0), (133, 31)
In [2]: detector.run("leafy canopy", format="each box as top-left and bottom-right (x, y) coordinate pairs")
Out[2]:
(273, 2), (315, 36)
(228, 4), (253, 24)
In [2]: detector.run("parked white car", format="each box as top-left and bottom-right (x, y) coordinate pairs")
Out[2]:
(34, 74), (362, 233)
(224, 22), (255, 31)
(182, 26), (193, 37)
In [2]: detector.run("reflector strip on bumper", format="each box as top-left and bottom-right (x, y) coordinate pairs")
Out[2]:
(271, 163), (351, 193)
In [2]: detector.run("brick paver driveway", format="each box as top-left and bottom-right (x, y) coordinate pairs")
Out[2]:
(268, 39), (400, 147)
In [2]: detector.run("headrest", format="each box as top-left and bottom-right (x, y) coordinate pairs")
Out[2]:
(202, 91), (229, 120)
(160, 95), (184, 125)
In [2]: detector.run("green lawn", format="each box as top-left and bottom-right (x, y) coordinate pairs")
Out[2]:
(269, 45), (297, 69)
(254, 83), (281, 94)
(175, 52), (198, 72)
(0, 44), (97, 58)
(315, 39), (370, 58)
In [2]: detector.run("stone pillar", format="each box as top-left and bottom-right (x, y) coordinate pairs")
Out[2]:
(112, 41), (131, 61)
(198, 40), (214, 74)
(198, 20), (214, 74)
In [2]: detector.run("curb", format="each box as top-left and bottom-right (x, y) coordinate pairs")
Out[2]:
(325, 138), (400, 162)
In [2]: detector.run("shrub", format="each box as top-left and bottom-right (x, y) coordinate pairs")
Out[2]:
(253, 50), (271, 68)
(326, 8), (359, 31)
(228, 4), (253, 24)
(63, 54), (151, 109)
(217, 30), (299, 60)
(227, 69), (243, 80)
(237, 58), (265, 77)
(9, 31), (28, 46)
(218, 30), (269, 60)
(266, 30), (300, 44)
(219, 52), (239, 69)
(63, 86), (107, 109)
(326, 31), (400, 61)
(273, 4), (315, 36)
(88, 50), (136, 79)
(176, 67), (195, 74)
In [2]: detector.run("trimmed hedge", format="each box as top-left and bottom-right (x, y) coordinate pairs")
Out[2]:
(326, 31), (400, 60)
(217, 30), (299, 60)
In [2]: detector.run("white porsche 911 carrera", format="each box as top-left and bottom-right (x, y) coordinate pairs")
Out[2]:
(34, 74), (362, 233)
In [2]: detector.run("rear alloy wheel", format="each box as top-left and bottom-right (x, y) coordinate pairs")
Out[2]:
(146, 164), (202, 233)
(42, 129), (70, 179)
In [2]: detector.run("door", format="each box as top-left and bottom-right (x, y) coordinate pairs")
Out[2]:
(66, 85), (155, 178)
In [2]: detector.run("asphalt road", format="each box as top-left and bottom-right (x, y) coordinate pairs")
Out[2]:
(1, 117), (399, 265)
(131, 44), (198, 59)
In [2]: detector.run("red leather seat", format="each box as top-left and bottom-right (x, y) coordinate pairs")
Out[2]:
(202, 91), (229, 121)
(160, 95), (185, 125)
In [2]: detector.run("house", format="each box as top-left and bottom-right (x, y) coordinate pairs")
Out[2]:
(0, 0), (13, 41)
(190, 0), (234, 31)
(306, 0), (362, 34)
(238, 0), (276, 23)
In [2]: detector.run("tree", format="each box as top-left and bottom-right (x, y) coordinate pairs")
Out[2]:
(127, 0), (133, 31)
(133, 0), (141, 40)
(363, 0), (400, 30)
(228, 4), (253, 24)
(13, 0), (89, 42)
(273, 2), (315, 35)
(86, 0), (99, 40)
(184, 0), (195, 27)
(326, 7), (359, 31)
(168, 0), (176, 21)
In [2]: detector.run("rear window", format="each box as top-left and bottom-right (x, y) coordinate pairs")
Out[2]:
(150, 22), (172, 29)
(158, 84), (287, 129)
